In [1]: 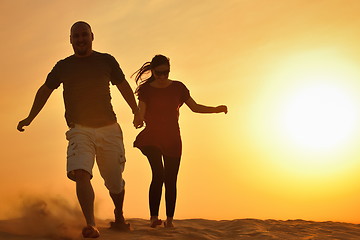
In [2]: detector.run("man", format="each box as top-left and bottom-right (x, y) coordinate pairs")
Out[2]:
(17, 21), (140, 238)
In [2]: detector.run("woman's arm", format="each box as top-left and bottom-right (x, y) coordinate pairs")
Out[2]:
(185, 97), (227, 114)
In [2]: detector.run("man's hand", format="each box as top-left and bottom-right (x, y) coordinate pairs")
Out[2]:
(16, 84), (54, 132)
(17, 118), (31, 132)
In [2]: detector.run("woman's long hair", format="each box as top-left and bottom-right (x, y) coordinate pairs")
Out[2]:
(133, 54), (170, 95)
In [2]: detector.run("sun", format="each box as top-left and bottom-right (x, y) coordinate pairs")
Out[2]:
(248, 50), (360, 177)
(279, 82), (358, 152)
(270, 50), (360, 153)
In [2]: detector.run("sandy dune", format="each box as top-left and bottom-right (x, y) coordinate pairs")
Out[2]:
(1, 197), (359, 239)
(1, 217), (360, 240)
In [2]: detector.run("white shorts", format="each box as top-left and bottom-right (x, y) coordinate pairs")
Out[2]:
(65, 123), (126, 194)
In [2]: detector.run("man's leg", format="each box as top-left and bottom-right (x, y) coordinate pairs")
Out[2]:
(74, 169), (95, 227)
(65, 126), (99, 237)
(96, 123), (129, 230)
(97, 157), (128, 229)
(110, 189), (125, 223)
(108, 189), (130, 230)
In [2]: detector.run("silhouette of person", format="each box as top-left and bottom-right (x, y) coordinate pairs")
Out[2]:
(17, 21), (140, 238)
(132, 55), (228, 228)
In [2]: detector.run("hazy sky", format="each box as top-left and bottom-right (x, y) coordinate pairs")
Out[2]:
(2, 0), (360, 223)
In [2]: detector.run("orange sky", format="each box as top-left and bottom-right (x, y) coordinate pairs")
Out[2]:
(2, 0), (360, 223)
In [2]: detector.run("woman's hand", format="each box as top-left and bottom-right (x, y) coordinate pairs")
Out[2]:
(133, 112), (144, 128)
(215, 105), (228, 114)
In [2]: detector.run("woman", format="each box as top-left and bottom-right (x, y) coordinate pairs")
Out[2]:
(133, 55), (227, 228)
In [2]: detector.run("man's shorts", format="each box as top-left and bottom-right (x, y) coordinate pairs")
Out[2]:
(65, 123), (126, 194)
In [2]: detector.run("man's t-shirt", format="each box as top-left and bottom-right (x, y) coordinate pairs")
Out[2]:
(45, 51), (126, 128)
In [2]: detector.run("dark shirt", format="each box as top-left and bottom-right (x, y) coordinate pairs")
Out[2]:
(45, 51), (126, 127)
(134, 81), (190, 157)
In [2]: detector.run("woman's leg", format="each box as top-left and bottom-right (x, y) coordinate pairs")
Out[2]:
(163, 155), (181, 226)
(141, 146), (165, 219)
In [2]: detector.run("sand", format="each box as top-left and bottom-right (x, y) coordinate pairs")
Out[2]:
(0, 197), (359, 239)
(1, 217), (360, 240)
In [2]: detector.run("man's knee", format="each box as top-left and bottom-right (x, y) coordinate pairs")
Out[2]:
(74, 169), (92, 182)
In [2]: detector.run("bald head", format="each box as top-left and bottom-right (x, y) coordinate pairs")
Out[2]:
(70, 21), (92, 34)
(70, 21), (94, 57)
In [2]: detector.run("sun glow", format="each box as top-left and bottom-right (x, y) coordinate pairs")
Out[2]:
(249, 50), (360, 177)
(279, 83), (358, 152)
(274, 51), (360, 153)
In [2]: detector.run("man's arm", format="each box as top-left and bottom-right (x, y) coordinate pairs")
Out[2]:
(135, 100), (146, 129)
(17, 84), (54, 132)
(115, 80), (143, 128)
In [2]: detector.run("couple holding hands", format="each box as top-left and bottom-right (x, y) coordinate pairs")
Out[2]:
(17, 21), (227, 238)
